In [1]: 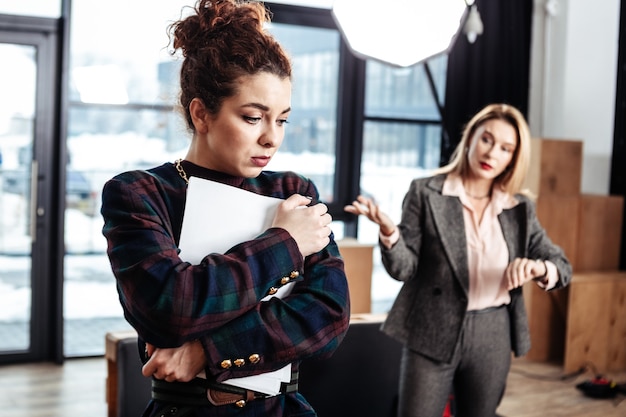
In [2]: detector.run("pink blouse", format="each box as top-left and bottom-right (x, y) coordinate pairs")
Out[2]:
(380, 174), (558, 311)
(443, 175), (514, 310)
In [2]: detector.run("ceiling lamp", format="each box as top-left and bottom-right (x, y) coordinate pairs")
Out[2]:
(332, 0), (468, 67)
(463, 4), (484, 44)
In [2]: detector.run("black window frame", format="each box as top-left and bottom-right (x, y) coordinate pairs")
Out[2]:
(268, 3), (445, 237)
(268, 3), (365, 229)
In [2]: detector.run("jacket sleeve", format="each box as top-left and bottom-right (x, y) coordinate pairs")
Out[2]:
(380, 178), (424, 281)
(200, 237), (350, 381)
(524, 196), (573, 290)
(101, 172), (350, 379)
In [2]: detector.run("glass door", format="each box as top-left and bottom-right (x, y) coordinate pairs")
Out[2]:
(0, 17), (61, 363)
(0, 41), (36, 352)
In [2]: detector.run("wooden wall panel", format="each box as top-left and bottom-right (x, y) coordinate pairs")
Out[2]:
(575, 195), (624, 271)
(525, 284), (569, 362)
(524, 138), (582, 197)
(536, 195), (580, 270)
(337, 239), (373, 314)
(564, 272), (626, 373)
(607, 279), (626, 371)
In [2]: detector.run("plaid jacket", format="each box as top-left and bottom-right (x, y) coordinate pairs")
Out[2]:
(101, 161), (350, 416)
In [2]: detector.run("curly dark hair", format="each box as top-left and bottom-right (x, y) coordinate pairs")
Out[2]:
(168, 0), (292, 130)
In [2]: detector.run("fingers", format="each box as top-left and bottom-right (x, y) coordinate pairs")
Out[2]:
(142, 359), (180, 382)
(272, 196), (333, 257)
(505, 258), (545, 290)
(141, 355), (159, 378)
(140, 340), (206, 383)
(344, 196), (396, 237)
(307, 206), (332, 249)
(283, 193), (313, 210)
(309, 201), (330, 218)
(344, 195), (376, 219)
(145, 342), (155, 358)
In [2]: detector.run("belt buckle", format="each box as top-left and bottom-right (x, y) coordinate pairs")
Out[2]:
(206, 387), (251, 408)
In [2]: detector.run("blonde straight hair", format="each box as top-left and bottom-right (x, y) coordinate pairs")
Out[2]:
(435, 103), (532, 196)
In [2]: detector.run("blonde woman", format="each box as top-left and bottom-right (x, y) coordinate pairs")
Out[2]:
(345, 103), (571, 417)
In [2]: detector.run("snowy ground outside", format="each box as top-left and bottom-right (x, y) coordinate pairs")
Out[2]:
(0, 133), (428, 354)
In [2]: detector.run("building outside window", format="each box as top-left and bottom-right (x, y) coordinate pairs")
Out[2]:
(359, 56), (447, 312)
(0, 0), (446, 357)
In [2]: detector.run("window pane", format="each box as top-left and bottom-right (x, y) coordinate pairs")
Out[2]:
(65, 104), (189, 356)
(427, 54), (448, 108)
(359, 50), (447, 313)
(0, 1), (60, 18)
(265, 23), (340, 203)
(359, 121), (442, 313)
(0, 44), (37, 352)
(69, 1), (188, 105)
(65, 0), (191, 356)
(65, 3), (342, 356)
(365, 55), (447, 120)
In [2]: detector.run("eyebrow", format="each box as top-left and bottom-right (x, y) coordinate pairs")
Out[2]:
(483, 127), (516, 146)
(242, 103), (291, 115)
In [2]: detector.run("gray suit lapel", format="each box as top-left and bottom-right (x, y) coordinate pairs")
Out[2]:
(428, 193), (469, 293)
(498, 203), (527, 261)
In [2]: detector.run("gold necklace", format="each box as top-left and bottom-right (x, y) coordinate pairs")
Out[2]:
(175, 158), (189, 185)
(466, 191), (490, 199)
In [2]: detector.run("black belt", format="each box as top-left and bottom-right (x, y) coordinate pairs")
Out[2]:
(151, 371), (299, 408)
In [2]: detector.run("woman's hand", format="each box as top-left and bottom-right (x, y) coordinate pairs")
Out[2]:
(344, 195), (396, 236)
(142, 340), (206, 382)
(272, 194), (332, 258)
(504, 257), (548, 290)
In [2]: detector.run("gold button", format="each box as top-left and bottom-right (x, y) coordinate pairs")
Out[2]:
(249, 354), (260, 364)
(234, 358), (245, 367)
(280, 277), (290, 285)
(268, 287), (278, 295)
(220, 359), (232, 369)
(235, 399), (246, 408)
(290, 271), (300, 278)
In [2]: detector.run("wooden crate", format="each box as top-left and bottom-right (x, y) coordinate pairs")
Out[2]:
(563, 272), (626, 373)
(525, 194), (578, 361)
(575, 194), (624, 271)
(536, 194), (580, 270)
(524, 138), (583, 197)
(524, 283), (569, 362)
(337, 239), (374, 314)
(105, 330), (139, 417)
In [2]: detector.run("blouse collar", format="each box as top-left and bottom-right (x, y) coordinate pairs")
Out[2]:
(442, 173), (518, 214)
(177, 160), (246, 188)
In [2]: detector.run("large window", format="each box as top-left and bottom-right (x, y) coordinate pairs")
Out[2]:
(0, 1), (61, 18)
(265, 23), (340, 203)
(359, 56), (447, 311)
(64, 0), (191, 356)
(62, 1), (446, 356)
(270, 5), (447, 312)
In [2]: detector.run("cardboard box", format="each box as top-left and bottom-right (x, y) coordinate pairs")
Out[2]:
(575, 194), (624, 271)
(524, 138), (583, 197)
(564, 272), (626, 373)
(524, 283), (568, 362)
(536, 194), (580, 270)
(337, 239), (373, 314)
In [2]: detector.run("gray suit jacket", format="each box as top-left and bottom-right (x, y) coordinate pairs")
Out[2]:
(380, 174), (572, 363)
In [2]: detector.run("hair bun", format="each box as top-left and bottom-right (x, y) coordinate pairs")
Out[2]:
(171, 0), (267, 58)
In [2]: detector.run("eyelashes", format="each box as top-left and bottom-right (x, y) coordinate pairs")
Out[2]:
(243, 115), (289, 126)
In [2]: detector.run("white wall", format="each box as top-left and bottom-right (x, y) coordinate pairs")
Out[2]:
(528, 0), (621, 194)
